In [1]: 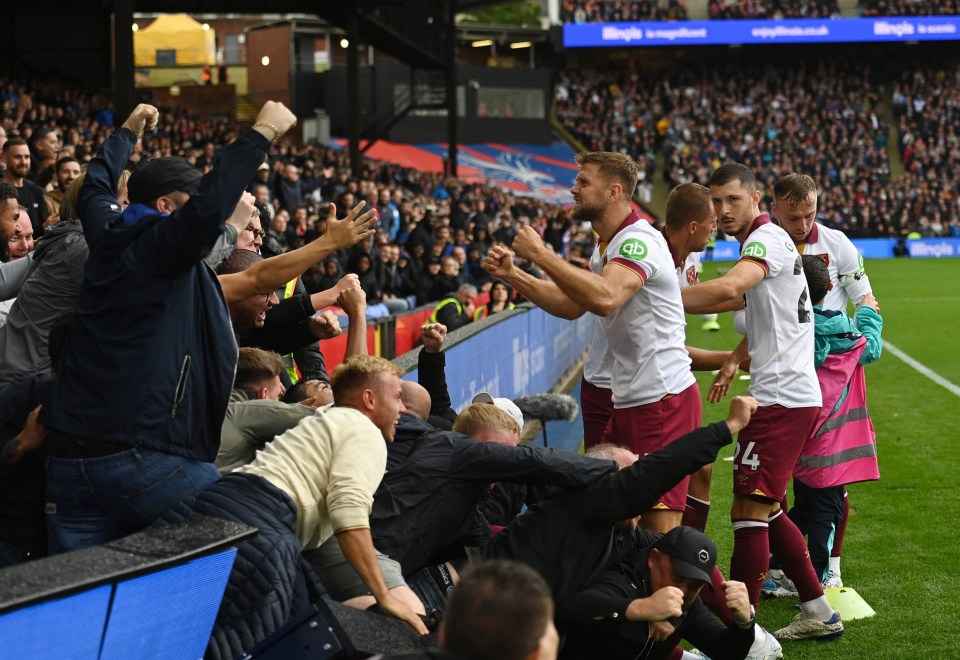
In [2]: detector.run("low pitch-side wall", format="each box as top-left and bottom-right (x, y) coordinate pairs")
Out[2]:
(704, 237), (960, 261)
(397, 304), (595, 412)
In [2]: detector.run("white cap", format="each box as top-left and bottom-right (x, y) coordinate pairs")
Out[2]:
(471, 392), (525, 433)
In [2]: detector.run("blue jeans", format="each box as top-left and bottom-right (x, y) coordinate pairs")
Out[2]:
(46, 447), (220, 553)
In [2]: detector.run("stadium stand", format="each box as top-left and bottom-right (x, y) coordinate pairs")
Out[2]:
(860, 0), (960, 16)
(707, 0), (840, 19)
(555, 55), (960, 238)
(561, 0), (689, 22)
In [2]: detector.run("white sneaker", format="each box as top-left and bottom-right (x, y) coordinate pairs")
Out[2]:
(821, 569), (843, 589)
(761, 569), (798, 598)
(746, 627), (784, 660)
(774, 611), (844, 641)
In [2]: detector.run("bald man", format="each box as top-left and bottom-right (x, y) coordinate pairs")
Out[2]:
(387, 324), (458, 469)
(400, 380), (432, 423)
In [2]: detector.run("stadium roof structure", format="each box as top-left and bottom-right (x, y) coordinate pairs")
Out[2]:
(21, 0), (509, 68)
(11, 0), (521, 177)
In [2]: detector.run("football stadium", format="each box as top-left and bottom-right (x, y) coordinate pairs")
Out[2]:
(0, 1), (958, 658)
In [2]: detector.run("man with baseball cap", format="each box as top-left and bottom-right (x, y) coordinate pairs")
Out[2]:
(471, 390), (525, 433)
(559, 525), (781, 660)
(125, 157), (202, 204)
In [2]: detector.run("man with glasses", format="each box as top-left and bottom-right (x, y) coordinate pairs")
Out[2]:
(236, 202), (265, 253)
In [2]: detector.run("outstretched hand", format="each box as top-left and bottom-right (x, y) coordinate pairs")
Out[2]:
(512, 225), (546, 261)
(721, 580), (753, 625)
(708, 358), (739, 403)
(254, 101), (297, 139)
(5, 406), (45, 464)
(122, 104), (159, 136)
(421, 323), (447, 353)
(484, 245), (515, 278)
(858, 292), (880, 313)
(322, 202), (378, 251)
(309, 310), (342, 340)
(226, 191), (258, 232)
(377, 593), (429, 636)
(337, 286), (367, 317)
(725, 395), (758, 435)
(334, 273), (361, 295)
(648, 620), (677, 643)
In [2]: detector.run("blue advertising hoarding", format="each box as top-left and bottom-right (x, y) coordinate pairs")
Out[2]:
(404, 309), (595, 412)
(564, 16), (960, 47)
(705, 237), (960, 261)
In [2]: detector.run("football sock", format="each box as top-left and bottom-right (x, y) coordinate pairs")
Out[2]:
(768, 509), (824, 603)
(731, 519), (769, 607)
(800, 595), (835, 621)
(829, 556), (841, 575)
(682, 495), (710, 532)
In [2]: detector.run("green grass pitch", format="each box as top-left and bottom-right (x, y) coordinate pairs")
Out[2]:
(685, 258), (960, 657)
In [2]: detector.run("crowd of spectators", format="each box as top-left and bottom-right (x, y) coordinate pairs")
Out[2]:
(554, 71), (658, 204)
(557, 56), (960, 238)
(860, 0), (960, 16)
(561, 0), (689, 23)
(1, 75), (603, 321)
(890, 59), (960, 238)
(707, 0), (839, 18)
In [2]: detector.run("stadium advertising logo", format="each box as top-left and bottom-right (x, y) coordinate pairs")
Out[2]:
(752, 24), (829, 40)
(620, 239), (647, 260)
(456, 150), (569, 202)
(742, 242), (766, 259)
(601, 26), (643, 42)
(909, 241), (957, 258)
(874, 21), (915, 37)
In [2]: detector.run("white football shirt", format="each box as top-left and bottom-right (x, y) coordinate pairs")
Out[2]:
(582, 315), (613, 389)
(589, 214), (694, 408)
(738, 216), (821, 408)
(799, 222), (872, 311)
(678, 249), (702, 290)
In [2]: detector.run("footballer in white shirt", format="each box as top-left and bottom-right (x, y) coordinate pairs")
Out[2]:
(771, 173), (873, 312)
(681, 163), (844, 641)
(484, 152), (700, 534)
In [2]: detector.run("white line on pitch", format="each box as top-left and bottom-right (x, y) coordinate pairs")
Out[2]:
(885, 341), (960, 398)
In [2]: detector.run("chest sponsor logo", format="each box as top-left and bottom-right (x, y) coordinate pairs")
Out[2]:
(742, 242), (766, 259)
(686, 266), (697, 285)
(619, 238), (647, 260)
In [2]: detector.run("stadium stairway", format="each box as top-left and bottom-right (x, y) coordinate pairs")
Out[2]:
(236, 95), (260, 123)
(879, 89), (906, 179)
